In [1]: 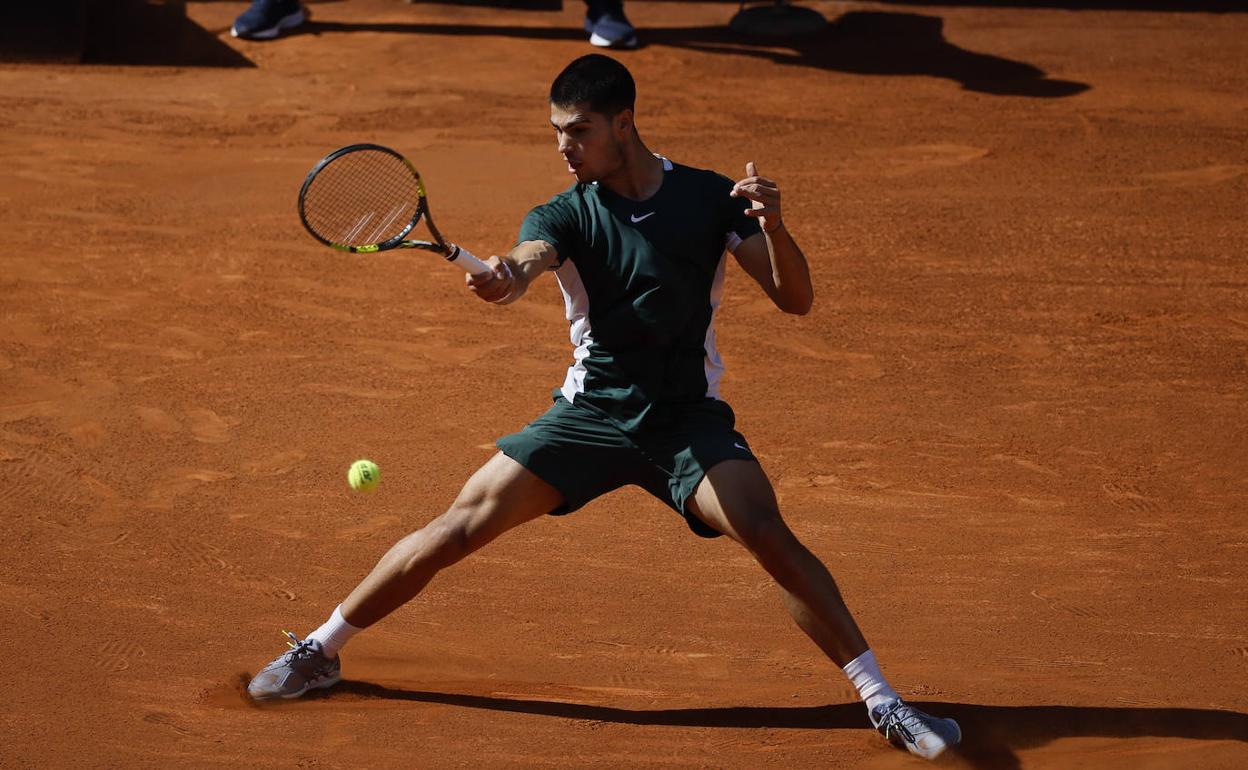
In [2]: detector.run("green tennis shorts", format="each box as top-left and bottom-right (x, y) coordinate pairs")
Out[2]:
(496, 395), (757, 538)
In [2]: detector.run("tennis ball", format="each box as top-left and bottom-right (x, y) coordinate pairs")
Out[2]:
(347, 459), (380, 493)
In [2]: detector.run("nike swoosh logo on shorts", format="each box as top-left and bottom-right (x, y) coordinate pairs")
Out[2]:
(734, 442), (750, 451)
(630, 212), (655, 223)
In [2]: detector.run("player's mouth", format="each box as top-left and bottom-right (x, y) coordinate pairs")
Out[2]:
(565, 158), (582, 174)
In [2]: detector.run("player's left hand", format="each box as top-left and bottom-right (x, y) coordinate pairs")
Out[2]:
(730, 161), (783, 234)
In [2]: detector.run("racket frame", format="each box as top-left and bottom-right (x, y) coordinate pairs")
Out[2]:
(297, 143), (462, 261)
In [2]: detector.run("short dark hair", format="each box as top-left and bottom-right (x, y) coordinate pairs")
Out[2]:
(549, 54), (636, 116)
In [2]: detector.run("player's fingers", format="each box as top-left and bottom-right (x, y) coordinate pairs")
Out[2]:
(467, 260), (513, 303)
(733, 185), (779, 204)
(728, 174), (768, 188)
(732, 185), (762, 202)
(730, 176), (760, 196)
(467, 257), (506, 287)
(744, 207), (779, 219)
(746, 160), (758, 177)
(740, 180), (777, 194)
(472, 283), (505, 303)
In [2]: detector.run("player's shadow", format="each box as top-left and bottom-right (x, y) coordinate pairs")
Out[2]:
(318, 682), (1248, 770)
(293, 10), (1088, 97)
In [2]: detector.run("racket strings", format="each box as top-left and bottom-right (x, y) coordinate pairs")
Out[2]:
(302, 150), (422, 247)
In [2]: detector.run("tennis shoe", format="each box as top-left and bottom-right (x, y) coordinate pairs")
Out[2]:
(247, 631), (341, 701)
(870, 698), (961, 760)
(585, 0), (638, 49)
(231, 0), (307, 40)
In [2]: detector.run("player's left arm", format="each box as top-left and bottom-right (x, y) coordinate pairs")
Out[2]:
(729, 162), (813, 316)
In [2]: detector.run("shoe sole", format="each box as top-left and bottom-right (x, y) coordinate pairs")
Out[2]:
(904, 719), (961, 760)
(231, 9), (307, 41)
(589, 31), (638, 49)
(249, 670), (341, 702)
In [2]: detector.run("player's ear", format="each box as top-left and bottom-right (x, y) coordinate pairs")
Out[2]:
(614, 108), (634, 136)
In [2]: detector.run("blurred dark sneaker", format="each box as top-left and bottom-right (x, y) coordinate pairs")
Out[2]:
(231, 0), (307, 41)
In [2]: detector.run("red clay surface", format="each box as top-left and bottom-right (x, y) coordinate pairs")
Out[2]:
(2, 1), (1246, 767)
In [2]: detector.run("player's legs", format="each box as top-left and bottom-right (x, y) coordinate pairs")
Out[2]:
(247, 452), (562, 701)
(684, 459), (868, 666)
(685, 458), (961, 759)
(341, 452), (564, 628)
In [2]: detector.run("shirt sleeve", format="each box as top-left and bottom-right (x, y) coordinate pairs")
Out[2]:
(517, 194), (578, 267)
(719, 174), (762, 252)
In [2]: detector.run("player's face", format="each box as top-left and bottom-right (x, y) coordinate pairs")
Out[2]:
(550, 102), (629, 183)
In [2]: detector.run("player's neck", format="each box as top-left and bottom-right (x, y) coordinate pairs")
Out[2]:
(598, 140), (664, 202)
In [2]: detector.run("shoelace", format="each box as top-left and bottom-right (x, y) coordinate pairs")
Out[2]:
(877, 702), (934, 744)
(278, 630), (320, 664)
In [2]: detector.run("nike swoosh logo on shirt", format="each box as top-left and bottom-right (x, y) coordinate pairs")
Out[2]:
(630, 212), (656, 223)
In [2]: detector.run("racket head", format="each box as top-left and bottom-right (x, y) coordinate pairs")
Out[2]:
(298, 143), (430, 253)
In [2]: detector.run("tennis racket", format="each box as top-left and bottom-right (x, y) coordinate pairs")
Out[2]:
(297, 143), (490, 274)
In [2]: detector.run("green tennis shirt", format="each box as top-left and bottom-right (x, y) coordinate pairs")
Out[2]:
(517, 157), (761, 433)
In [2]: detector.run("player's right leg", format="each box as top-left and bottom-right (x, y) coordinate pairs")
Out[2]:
(339, 452), (563, 627)
(246, 453), (563, 701)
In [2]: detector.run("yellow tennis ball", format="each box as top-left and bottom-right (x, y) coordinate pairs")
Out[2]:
(347, 459), (380, 493)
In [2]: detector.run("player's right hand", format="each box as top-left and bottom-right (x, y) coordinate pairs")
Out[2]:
(466, 257), (516, 304)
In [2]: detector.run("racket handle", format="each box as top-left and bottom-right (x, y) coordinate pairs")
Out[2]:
(446, 244), (490, 274)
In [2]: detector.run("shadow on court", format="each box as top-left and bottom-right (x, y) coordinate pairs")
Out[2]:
(0, 0), (254, 67)
(871, 0), (1244, 11)
(304, 682), (1248, 770)
(643, 0), (1245, 10)
(288, 10), (1088, 97)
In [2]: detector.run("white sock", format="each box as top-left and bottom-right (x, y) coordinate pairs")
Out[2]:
(306, 605), (362, 659)
(842, 649), (900, 716)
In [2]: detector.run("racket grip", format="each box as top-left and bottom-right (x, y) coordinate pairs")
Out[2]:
(446, 244), (491, 274)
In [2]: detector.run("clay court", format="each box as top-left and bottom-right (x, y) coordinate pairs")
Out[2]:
(2, 0), (1246, 766)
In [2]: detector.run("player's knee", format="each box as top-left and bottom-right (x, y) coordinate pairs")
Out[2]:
(411, 468), (529, 569)
(398, 519), (464, 571)
(434, 494), (505, 560)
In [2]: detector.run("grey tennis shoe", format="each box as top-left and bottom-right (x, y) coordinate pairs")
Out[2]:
(247, 631), (341, 701)
(870, 698), (962, 760)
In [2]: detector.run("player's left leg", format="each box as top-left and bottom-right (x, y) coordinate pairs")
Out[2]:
(687, 459), (868, 665)
(686, 459), (961, 760)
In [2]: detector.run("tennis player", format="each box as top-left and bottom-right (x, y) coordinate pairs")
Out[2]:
(248, 54), (961, 761)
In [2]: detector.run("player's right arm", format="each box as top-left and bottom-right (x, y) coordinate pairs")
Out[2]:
(465, 239), (560, 305)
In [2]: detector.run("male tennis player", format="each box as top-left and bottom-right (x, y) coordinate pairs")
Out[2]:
(248, 54), (961, 760)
